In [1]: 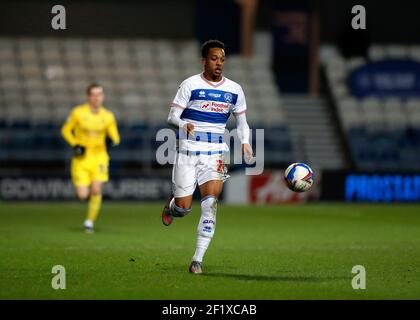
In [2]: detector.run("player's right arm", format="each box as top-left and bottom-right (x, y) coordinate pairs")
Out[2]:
(168, 81), (194, 136)
(61, 109), (78, 147)
(168, 107), (194, 136)
(61, 109), (85, 156)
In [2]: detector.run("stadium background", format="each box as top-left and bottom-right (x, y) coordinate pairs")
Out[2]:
(1, 0), (420, 203)
(1, 0), (420, 300)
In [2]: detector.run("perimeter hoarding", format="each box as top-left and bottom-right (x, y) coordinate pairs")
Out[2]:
(321, 170), (420, 202)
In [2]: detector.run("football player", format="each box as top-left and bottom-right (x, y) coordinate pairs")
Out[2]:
(162, 40), (253, 273)
(61, 83), (120, 233)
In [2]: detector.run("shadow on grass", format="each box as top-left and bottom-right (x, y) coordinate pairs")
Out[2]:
(67, 227), (105, 234)
(67, 227), (118, 235)
(202, 272), (349, 282)
(156, 265), (348, 283)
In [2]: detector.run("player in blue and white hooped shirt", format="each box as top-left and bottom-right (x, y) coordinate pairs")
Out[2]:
(162, 40), (253, 274)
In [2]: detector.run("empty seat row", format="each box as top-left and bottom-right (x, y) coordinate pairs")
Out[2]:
(323, 45), (420, 171)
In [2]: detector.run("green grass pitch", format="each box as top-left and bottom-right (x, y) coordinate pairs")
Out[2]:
(0, 202), (419, 299)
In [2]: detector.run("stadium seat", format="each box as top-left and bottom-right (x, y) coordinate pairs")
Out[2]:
(368, 45), (386, 61)
(386, 45), (408, 58)
(408, 45), (420, 62)
(65, 50), (85, 65)
(346, 57), (366, 71)
(246, 107), (266, 125)
(384, 97), (403, 113)
(326, 66), (346, 84)
(408, 113), (420, 129)
(331, 83), (349, 99)
(255, 82), (281, 99)
(0, 63), (19, 81)
(320, 45), (340, 64)
(326, 55), (346, 73)
(384, 112), (407, 129)
(405, 98), (420, 114)
(2, 91), (25, 106)
(360, 97), (381, 112)
(0, 105), (5, 127)
(0, 39), (15, 60)
(4, 105), (29, 128)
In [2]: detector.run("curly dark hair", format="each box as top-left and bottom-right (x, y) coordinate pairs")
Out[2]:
(201, 39), (225, 58)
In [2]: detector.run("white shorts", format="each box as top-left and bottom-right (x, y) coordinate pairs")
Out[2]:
(172, 152), (229, 198)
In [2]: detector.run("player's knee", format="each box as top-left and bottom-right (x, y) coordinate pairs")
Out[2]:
(91, 187), (102, 196)
(201, 195), (218, 216)
(174, 198), (192, 210)
(77, 190), (89, 201)
(171, 201), (192, 217)
(91, 183), (102, 196)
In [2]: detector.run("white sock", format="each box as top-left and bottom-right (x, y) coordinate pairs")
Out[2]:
(84, 219), (93, 228)
(192, 196), (217, 263)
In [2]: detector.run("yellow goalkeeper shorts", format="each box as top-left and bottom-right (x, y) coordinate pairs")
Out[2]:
(71, 156), (109, 187)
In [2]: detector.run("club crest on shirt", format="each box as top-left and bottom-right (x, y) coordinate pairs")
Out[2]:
(224, 92), (233, 103)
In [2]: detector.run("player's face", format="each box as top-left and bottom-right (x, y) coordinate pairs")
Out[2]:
(203, 47), (225, 79)
(87, 87), (105, 109)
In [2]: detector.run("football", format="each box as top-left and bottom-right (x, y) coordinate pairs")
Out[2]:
(284, 163), (314, 192)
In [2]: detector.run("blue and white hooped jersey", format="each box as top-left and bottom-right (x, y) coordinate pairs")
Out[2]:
(171, 73), (247, 154)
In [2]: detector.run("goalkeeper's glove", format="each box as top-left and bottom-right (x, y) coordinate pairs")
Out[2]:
(106, 139), (119, 149)
(73, 145), (86, 157)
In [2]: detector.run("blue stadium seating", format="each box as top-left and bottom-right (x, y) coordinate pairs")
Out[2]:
(323, 44), (420, 171)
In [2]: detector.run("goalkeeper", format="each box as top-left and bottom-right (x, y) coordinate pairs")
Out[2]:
(61, 83), (120, 233)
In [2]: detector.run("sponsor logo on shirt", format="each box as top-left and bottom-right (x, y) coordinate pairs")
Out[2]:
(200, 101), (229, 113)
(199, 90), (206, 98)
(200, 102), (211, 110)
(208, 93), (222, 98)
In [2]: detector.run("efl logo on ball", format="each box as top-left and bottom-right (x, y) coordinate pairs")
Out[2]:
(284, 162), (314, 192)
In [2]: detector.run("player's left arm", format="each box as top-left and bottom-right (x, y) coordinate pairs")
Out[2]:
(233, 86), (253, 162)
(106, 113), (120, 146)
(235, 112), (253, 162)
